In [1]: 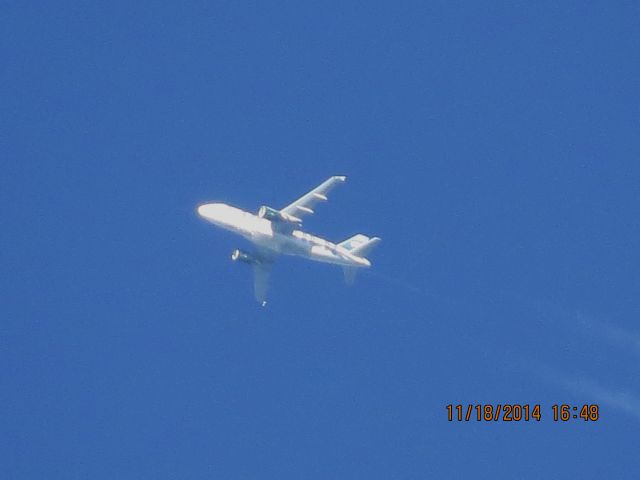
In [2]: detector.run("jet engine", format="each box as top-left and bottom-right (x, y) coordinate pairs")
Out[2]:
(231, 249), (257, 264)
(258, 205), (301, 224)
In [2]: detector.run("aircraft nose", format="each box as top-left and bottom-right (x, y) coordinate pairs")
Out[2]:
(197, 204), (211, 217)
(197, 203), (224, 219)
(196, 203), (237, 227)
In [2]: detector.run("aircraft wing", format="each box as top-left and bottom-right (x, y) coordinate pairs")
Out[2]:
(252, 249), (276, 306)
(280, 176), (346, 222)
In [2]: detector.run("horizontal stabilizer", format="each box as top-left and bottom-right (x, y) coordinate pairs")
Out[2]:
(339, 235), (381, 258)
(351, 237), (381, 258)
(338, 234), (370, 251)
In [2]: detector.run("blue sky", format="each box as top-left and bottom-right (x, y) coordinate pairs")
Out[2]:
(2, 1), (639, 478)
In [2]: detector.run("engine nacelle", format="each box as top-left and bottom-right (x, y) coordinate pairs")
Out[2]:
(258, 205), (301, 224)
(231, 249), (256, 265)
(258, 205), (280, 221)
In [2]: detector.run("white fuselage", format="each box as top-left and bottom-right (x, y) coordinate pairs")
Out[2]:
(197, 203), (370, 268)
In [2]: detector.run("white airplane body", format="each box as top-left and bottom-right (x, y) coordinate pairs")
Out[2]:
(197, 176), (380, 305)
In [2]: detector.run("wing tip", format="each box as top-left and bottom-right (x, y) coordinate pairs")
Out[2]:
(334, 175), (347, 182)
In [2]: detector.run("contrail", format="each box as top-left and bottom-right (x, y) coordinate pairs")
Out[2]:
(359, 269), (459, 307)
(564, 376), (640, 421)
(506, 292), (640, 356)
(360, 269), (425, 295)
(575, 311), (640, 356)
(522, 360), (640, 422)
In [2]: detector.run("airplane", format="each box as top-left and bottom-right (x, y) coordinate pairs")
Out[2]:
(196, 176), (380, 306)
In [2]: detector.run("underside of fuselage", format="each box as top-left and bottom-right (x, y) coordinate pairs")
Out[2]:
(197, 203), (370, 268)
(250, 223), (370, 267)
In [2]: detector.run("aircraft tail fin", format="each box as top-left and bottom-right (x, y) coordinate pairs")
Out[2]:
(342, 266), (358, 286)
(339, 235), (381, 285)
